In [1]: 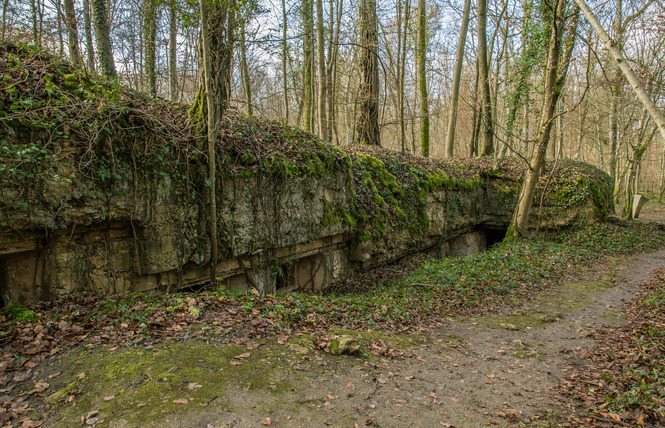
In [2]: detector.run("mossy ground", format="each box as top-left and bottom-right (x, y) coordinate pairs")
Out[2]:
(41, 327), (428, 427)
(44, 340), (301, 426)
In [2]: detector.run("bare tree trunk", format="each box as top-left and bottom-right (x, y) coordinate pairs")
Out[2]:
(575, 102), (588, 160)
(491, 0), (509, 146)
(477, 0), (494, 156)
(316, 0), (328, 140)
(63, 0), (81, 66)
(83, 0), (95, 71)
(355, 0), (380, 145)
(31, 0), (40, 48)
(168, 0), (178, 101)
(608, 0), (623, 190)
(509, 0), (579, 238)
(302, 0), (314, 131)
(282, 0), (289, 122)
(144, 0), (157, 97)
(659, 144), (665, 202)
(556, 94), (565, 159)
(56, 0), (65, 55)
(91, 0), (116, 77)
(240, 21), (252, 115)
(326, 0), (342, 142)
(622, 142), (648, 218)
(396, 0), (410, 152)
(282, 0), (289, 123)
(1, 0), (8, 39)
(609, 80), (619, 187)
(469, 60), (481, 156)
(416, 0), (429, 156)
(444, 0), (471, 158)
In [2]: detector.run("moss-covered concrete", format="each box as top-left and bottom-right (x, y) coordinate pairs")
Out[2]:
(0, 41), (615, 303)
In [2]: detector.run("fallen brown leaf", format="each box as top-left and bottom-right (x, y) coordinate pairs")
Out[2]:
(234, 352), (251, 359)
(20, 418), (43, 428)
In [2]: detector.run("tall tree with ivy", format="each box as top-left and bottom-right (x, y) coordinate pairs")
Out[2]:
(192, 0), (236, 283)
(494, 0), (544, 169)
(509, 0), (580, 238)
(316, 0), (327, 140)
(91, 0), (115, 77)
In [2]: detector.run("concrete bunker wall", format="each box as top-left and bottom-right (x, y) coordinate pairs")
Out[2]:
(0, 158), (610, 304)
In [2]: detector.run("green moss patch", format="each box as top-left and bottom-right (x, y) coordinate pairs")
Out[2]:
(3, 301), (37, 322)
(45, 340), (299, 426)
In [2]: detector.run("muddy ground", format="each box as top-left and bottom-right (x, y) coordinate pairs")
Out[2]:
(19, 241), (660, 428)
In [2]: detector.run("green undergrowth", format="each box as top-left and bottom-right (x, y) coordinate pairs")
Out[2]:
(257, 240), (596, 329)
(551, 218), (665, 255)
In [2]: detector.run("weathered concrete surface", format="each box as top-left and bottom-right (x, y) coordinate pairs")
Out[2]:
(0, 147), (613, 304)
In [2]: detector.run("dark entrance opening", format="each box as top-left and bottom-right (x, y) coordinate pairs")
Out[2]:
(484, 227), (508, 248)
(275, 263), (292, 291)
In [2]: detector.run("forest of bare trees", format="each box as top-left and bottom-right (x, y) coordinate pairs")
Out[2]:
(2, 0), (665, 212)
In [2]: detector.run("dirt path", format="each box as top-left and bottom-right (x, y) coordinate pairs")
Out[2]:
(35, 249), (665, 428)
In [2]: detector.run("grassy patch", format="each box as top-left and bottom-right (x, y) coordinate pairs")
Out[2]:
(401, 240), (593, 311)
